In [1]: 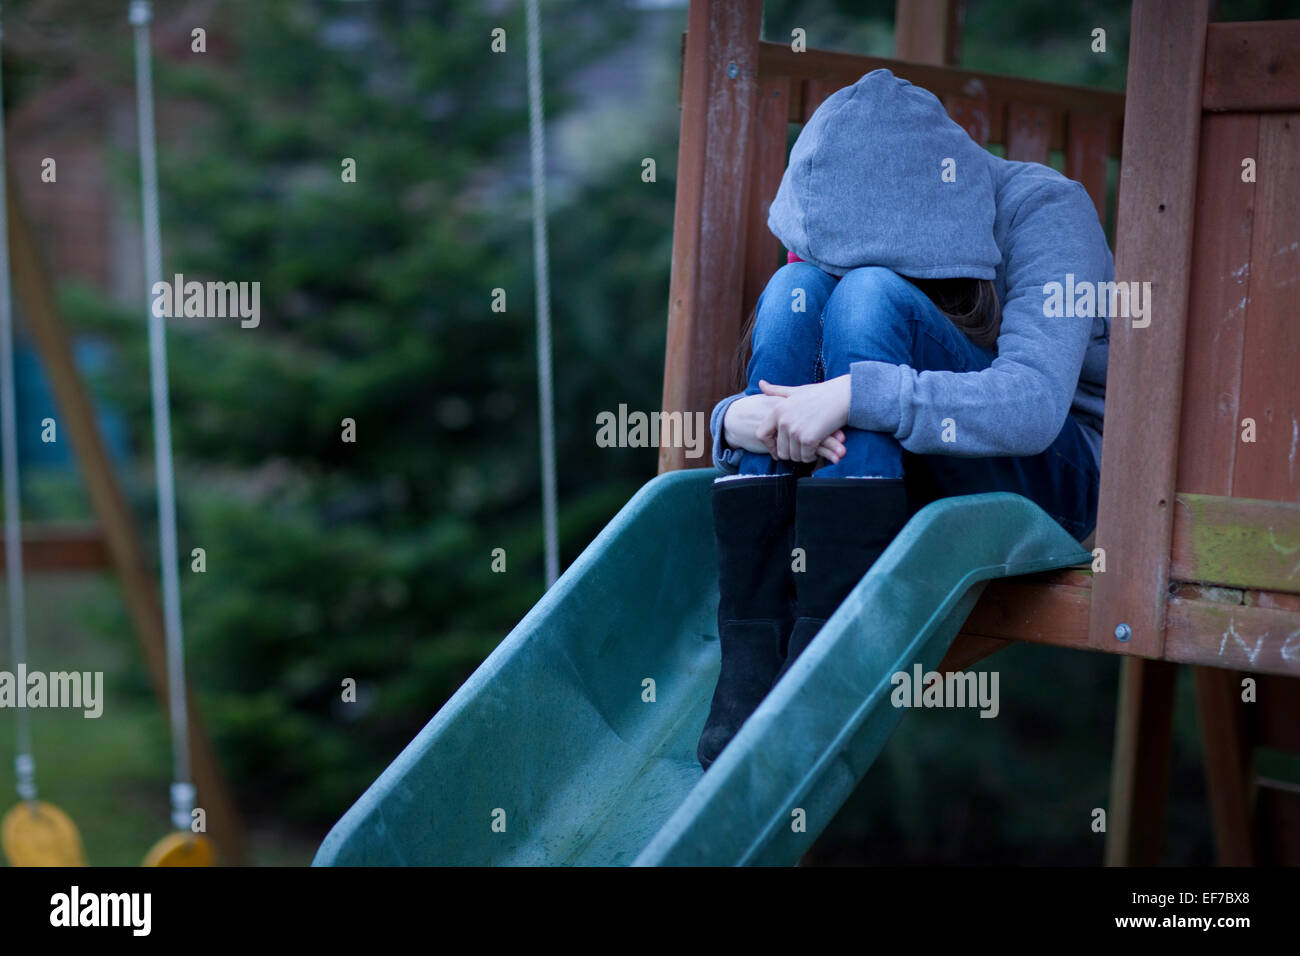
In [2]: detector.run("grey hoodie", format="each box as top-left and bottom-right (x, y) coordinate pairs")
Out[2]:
(711, 68), (1111, 471)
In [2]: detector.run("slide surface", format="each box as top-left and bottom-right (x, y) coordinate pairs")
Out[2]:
(314, 469), (1089, 866)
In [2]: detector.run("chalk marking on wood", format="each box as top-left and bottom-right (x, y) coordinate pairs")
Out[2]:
(1219, 617), (1265, 666)
(1266, 526), (1300, 579)
(1289, 415), (1298, 486)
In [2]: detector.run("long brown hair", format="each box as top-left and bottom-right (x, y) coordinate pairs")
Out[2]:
(732, 275), (1002, 390)
(905, 276), (1002, 351)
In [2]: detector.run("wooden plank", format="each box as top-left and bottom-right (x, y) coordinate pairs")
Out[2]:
(798, 78), (840, 122)
(1250, 589), (1300, 611)
(1004, 102), (1052, 164)
(938, 633), (1009, 673)
(1175, 113), (1258, 497)
(959, 577), (1092, 649)
(1165, 597), (1300, 677)
(757, 42), (1125, 152)
(1088, 0), (1209, 658)
(948, 567), (1300, 677)
(946, 79), (991, 147)
(1203, 21), (1300, 113)
(952, 575), (1300, 677)
(1104, 658), (1178, 866)
(1233, 111), (1300, 503)
(1169, 582), (1244, 604)
(1170, 494), (1300, 594)
(1034, 568), (1093, 588)
(0, 524), (110, 572)
(740, 76), (790, 357)
(1064, 111), (1110, 220)
(1193, 666), (1256, 865)
(660, 0), (764, 473)
(7, 176), (248, 864)
(893, 0), (962, 67)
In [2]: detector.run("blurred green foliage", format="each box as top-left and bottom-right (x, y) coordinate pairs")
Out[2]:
(43, 0), (675, 829)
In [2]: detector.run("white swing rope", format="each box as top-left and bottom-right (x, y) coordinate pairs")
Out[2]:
(0, 5), (38, 806)
(525, 0), (559, 588)
(129, 0), (194, 833)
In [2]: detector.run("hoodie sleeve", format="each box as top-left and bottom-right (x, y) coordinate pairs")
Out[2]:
(846, 179), (1111, 458)
(710, 393), (745, 472)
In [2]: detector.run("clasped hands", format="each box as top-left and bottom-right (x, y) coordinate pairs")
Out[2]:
(722, 375), (851, 465)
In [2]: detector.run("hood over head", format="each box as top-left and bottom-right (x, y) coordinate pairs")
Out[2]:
(767, 68), (1001, 279)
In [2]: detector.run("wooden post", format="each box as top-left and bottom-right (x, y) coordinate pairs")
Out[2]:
(6, 174), (247, 865)
(659, 0), (763, 473)
(1088, 0), (1208, 657)
(1093, 0), (1209, 867)
(1193, 667), (1256, 865)
(1104, 658), (1178, 865)
(894, 0), (963, 66)
(740, 74), (791, 338)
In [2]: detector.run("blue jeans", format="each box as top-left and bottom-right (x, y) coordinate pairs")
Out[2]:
(737, 262), (1099, 541)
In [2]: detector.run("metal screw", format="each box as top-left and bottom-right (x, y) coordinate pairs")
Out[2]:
(1114, 623), (1132, 642)
(727, 61), (739, 79)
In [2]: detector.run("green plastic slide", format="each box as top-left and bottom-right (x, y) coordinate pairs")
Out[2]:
(314, 468), (1089, 866)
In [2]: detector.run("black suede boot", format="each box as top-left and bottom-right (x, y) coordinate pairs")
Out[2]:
(697, 475), (797, 770)
(772, 477), (910, 687)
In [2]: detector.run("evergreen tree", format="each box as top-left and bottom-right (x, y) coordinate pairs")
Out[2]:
(66, 0), (673, 824)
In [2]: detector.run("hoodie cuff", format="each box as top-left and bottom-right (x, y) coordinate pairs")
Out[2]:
(847, 361), (905, 436)
(710, 393), (745, 473)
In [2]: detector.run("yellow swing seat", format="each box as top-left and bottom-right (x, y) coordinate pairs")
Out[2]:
(142, 831), (214, 867)
(1, 800), (87, 866)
